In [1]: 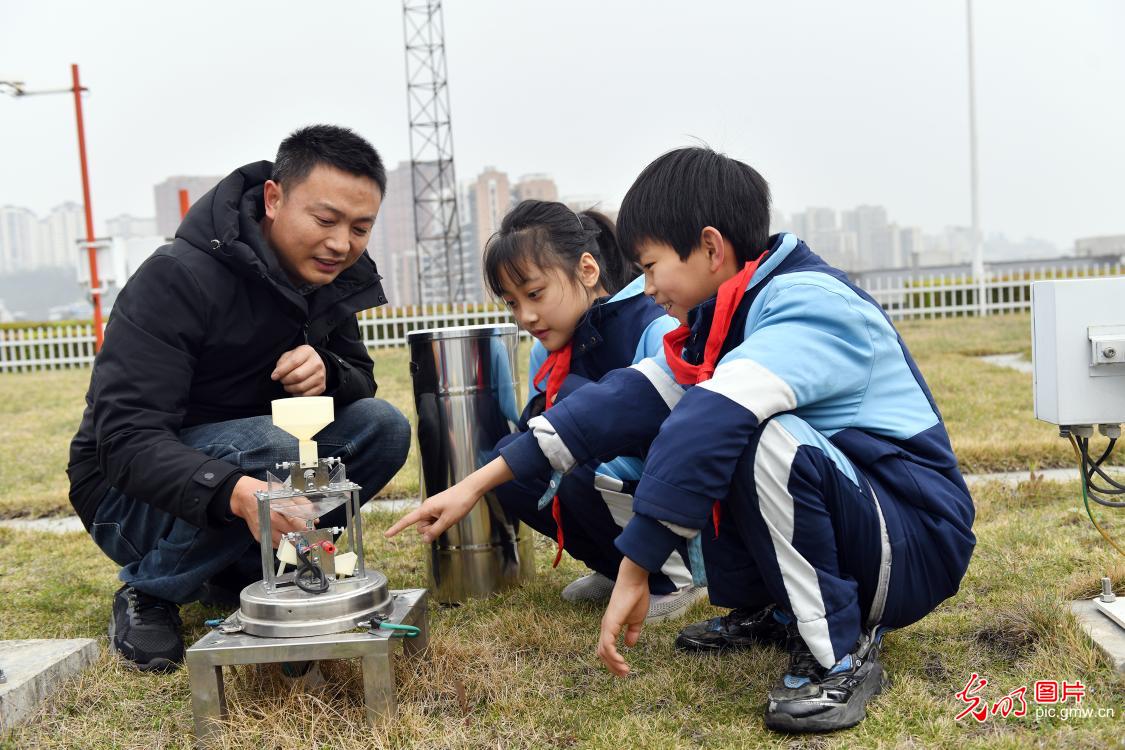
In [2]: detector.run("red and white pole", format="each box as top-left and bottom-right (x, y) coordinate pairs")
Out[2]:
(71, 63), (104, 351)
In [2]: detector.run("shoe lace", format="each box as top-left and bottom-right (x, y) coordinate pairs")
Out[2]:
(785, 632), (823, 678)
(129, 590), (181, 627)
(722, 605), (764, 629)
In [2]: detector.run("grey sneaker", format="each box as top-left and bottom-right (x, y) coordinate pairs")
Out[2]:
(561, 572), (616, 603)
(645, 586), (709, 623)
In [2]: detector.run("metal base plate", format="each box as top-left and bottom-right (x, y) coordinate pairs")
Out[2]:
(187, 589), (429, 747)
(238, 572), (392, 638)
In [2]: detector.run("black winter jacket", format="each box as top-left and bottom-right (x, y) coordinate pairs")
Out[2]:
(67, 161), (388, 530)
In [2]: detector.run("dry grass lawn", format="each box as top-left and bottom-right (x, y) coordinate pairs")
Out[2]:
(1, 313), (1123, 748)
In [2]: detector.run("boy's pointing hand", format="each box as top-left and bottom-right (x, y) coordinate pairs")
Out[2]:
(597, 557), (650, 677)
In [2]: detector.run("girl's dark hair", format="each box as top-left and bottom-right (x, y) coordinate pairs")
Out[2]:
(483, 200), (638, 299)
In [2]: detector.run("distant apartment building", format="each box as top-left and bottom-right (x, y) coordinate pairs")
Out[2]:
(106, 214), (158, 239)
(371, 161), (421, 306)
(770, 209), (788, 235)
(367, 164), (567, 304)
(899, 227), (924, 267)
(39, 202), (85, 269)
(0, 205), (37, 273)
(371, 161), (478, 305)
(0, 203), (84, 272)
(514, 174), (559, 204)
(1075, 234), (1125, 258)
(471, 167), (511, 256)
(843, 205), (902, 270)
(780, 204), (926, 271)
(153, 175), (224, 237)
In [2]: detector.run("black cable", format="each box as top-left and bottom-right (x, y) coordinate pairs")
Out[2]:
(1095, 437), (1117, 467)
(1085, 437), (1125, 492)
(1078, 437), (1125, 508)
(1081, 438), (1125, 495)
(294, 545), (330, 594)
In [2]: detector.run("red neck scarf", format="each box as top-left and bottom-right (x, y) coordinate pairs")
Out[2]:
(533, 341), (573, 407)
(662, 254), (767, 386)
(531, 340), (573, 567)
(660, 252), (767, 539)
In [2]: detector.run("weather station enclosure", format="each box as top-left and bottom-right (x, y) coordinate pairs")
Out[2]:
(1032, 277), (1125, 428)
(1031, 277), (1125, 659)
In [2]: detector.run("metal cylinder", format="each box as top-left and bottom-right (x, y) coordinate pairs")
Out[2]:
(408, 323), (535, 603)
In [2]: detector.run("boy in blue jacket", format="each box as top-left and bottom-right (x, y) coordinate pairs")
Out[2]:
(388, 147), (975, 733)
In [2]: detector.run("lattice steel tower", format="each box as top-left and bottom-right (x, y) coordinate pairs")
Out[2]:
(402, 0), (466, 305)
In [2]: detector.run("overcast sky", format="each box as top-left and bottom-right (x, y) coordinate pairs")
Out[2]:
(1, 0), (1122, 248)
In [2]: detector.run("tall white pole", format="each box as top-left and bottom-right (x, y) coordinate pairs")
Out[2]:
(967, 0), (984, 284)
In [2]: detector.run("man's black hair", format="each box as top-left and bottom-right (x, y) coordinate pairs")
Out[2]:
(617, 147), (772, 264)
(272, 124), (387, 195)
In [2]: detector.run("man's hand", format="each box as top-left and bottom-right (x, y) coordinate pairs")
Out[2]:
(597, 557), (651, 677)
(383, 482), (481, 543)
(272, 345), (327, 396)
(229, 476), (308, 548)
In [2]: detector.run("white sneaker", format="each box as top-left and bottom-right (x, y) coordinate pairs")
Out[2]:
(645, 586), (709, 623)
(561, 572), (616, 603)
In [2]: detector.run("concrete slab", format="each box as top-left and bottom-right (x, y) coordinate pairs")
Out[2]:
(365, 497), (419, 513)
(1069, 599), (1125, 673)
(979, 352), (1034, 374)
(0, 638), (100, 730)
(0, 516), (85, 533)
(964, 467), (1125, 487)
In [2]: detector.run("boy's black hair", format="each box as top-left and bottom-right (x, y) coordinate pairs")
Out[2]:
(272, 124), (387, 195)
(483, 200), (639, 299)
(617, 147), (771, 264)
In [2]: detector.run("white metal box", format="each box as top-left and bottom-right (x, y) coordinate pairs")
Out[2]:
(1032, 277), (1125, 426)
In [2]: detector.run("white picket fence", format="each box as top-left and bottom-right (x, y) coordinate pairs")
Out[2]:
(355, 303), (525, 348)
(859, 262), (1123, 319)
(0, 306), (526, 374)
(0, 323), (100, 374)
(2, 262), (1122, 374)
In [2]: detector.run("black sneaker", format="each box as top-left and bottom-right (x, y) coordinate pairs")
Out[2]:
(674, 604), (789, 652)
(764, 627), (888, 733)
(108, 584), (184, 672)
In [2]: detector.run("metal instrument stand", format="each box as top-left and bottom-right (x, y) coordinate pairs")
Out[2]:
(186, 588), (428, 746)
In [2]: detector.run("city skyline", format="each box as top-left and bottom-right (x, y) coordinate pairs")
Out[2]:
(2, 1), (1122, 253)
(0, 163), (1079, 284)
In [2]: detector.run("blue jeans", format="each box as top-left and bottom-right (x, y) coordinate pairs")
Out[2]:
(90, 398), (411, 604)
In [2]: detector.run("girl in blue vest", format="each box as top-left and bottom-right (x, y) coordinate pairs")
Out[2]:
(482, 199), (705, 621)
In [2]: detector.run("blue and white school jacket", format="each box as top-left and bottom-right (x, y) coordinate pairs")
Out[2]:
(499, 233), (976, 596)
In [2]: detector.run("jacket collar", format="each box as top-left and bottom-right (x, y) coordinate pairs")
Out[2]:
(571, 274), (649, 356)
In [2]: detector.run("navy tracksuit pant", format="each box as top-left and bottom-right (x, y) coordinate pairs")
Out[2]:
(703, 413), (969, 668)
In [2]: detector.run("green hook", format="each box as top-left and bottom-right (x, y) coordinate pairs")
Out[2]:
(377, 622), (420, 637)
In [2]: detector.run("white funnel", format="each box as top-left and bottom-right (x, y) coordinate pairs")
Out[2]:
(271, 397), (334, 468)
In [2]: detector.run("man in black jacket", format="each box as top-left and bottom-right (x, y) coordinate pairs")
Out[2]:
(67, 125), (412, 671)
